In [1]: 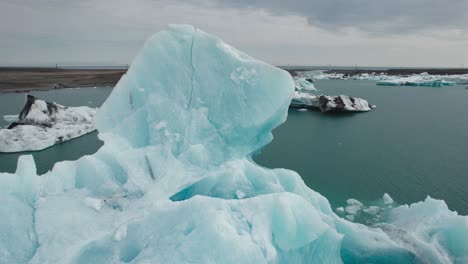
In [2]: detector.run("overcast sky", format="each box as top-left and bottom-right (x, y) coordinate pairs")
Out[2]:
(2, 0), (468, 67)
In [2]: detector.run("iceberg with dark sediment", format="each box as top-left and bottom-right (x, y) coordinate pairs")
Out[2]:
(1, 25), (467, 263)
(293, 70), (389, 81)
(291, 91), (375, 112)
(0, 95), (96, 152)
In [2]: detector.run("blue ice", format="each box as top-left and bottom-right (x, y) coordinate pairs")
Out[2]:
(0, 25), (466, 263)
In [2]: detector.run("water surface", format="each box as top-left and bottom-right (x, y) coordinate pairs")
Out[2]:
(255, 80), (468, 214)
(1, 81), (467, 214)
(0, 87), (111, 174)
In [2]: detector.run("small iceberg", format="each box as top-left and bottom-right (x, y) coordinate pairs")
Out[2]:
(0, 95), (97, 152)
(378, 72), (456, 87)
(291, 91), (375, 112)
(3, 114), (18, 123)
(293, 70), (464, 86)
(377, 75), (456, 87)
(294, 77), (316, 91)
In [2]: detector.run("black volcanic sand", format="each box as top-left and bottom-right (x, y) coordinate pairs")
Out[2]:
(0, 67), (126, 92)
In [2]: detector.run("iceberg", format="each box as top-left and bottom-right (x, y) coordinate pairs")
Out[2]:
(293, 70), (464, 86)
(293, 70), (388, 81)
(294, 77), (317, 91)
(0, 95), (96, 153)
(1, 25), (467, 263)
(291, 91), (375, 112)
(376, 73), (456, 87)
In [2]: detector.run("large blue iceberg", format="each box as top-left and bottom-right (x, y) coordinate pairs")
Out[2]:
(1, 25), (467, 263)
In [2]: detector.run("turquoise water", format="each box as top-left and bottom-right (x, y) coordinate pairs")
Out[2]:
(0, 87), (110, 174)
(255, 80), (468, 214)
(1, 81), (467, 214)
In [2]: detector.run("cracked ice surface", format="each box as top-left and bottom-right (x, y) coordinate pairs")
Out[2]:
(1, 25), (467, 263)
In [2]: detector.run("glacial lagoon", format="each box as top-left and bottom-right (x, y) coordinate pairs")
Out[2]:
(1, 80), (467, 214)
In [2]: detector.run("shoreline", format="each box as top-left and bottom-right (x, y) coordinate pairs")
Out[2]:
(0, 67), (126, 93)
(1, 67), (468, 93)
(285, 67), (468, 76)
(323, 68), (468, 76)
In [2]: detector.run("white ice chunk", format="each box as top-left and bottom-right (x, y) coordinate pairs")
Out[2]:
(294, 70), (463, 86)
(84, 197), (103, 211)
(383, 193), (394, 204)
(362, 206), (381, 215)
(346, 199), (363, 206)
(3, 114), (18, 122)
(377, 73), (456, 87)
(345, 199), (363, 215)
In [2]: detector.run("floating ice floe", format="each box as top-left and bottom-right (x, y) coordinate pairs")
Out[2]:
(0, 95), (97, 152)
(377, 73), (456, 87)
(3, 114), (18, 123)
(294, 70), (390, 81)
(294, 70), (464, 86)
(1, 25), (467, 263)
(291, 91), (376, 112)
(294, 77), (316, 91)
(383, 193), (394, 204)
(336, 194), (397, 225)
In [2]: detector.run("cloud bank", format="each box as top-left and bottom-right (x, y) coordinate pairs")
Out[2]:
(1, 0), (467, 66)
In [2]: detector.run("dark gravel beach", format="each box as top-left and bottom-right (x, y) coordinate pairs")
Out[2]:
(0, 67), (126, 92)
(2, 67), (468, 93)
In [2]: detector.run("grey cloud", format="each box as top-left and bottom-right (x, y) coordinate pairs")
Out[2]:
(205, 0), (468, 33)
(1, 0), (467, 66)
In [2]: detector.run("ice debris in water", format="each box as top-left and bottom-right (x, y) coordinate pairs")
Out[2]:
(294, 77), (317, 91)
(0, 95), (96, 152)
(294, 70), (464, 86)
(3, 114), (18, 123)
(383, 193), (394, 204)
(345, 199), (363, 215)
(377, 76), (456, 87)
(1, 25), (467, 264)
(338, 194), (396, 225)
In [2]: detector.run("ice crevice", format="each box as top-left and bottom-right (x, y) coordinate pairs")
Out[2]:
(186, 30), (196, 110)
(0, 25), (467, 263)
(144, 154), (155, 181)
(27, 204), (39, 263)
